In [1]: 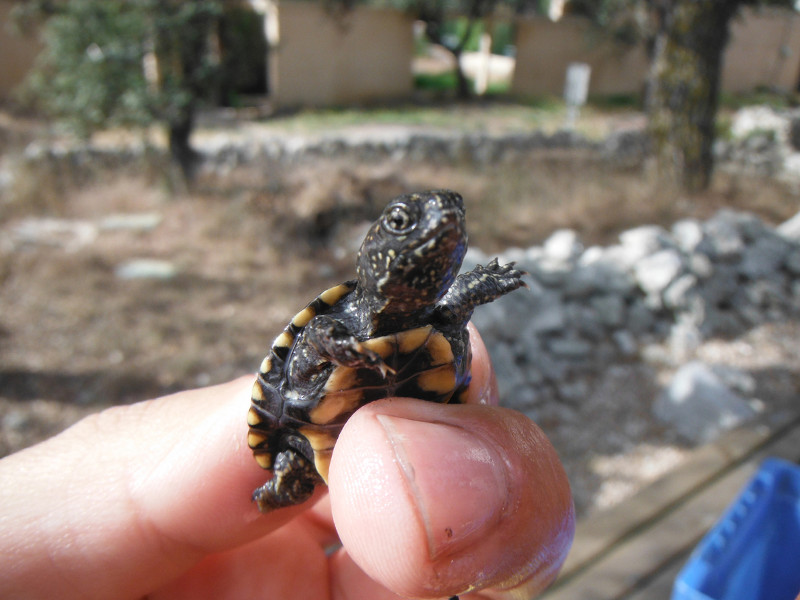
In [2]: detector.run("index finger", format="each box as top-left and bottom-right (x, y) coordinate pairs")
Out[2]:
(0, 377), (307, 600)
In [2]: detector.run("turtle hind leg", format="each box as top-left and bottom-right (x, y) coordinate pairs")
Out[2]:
(252, 449), (320, 512)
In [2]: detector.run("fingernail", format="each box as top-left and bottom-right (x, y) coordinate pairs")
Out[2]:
(376, 414), (508, 560)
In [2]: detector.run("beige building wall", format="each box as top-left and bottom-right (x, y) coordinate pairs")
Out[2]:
(723, 8), (800, 93)
(269, 3), (414, 108)
(4, 3), (799, 106)
(512, 8), (800, 99)
(0, 1), (43, 100)
(511, 17), (648, 98)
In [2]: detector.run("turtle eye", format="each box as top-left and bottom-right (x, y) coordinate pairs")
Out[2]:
(383, 203), (415, 234)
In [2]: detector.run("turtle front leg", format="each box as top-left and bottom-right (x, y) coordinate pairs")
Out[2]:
(305, 315), (394, 376)
(435, 258), (527, 326)
(252, 449), (320, 511)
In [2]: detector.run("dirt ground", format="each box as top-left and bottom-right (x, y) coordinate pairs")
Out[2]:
(2, 112), (799, 516)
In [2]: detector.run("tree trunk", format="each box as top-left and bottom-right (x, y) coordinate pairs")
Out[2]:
(417, 4), (479, 100)
(645, 0), (741, 193)
(451, 47), (472, 99)
(168, 111), (198, 183)
(154, 1), (220, 184)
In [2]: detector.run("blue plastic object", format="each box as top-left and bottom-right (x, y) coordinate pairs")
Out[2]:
(672, 457), (800, 600)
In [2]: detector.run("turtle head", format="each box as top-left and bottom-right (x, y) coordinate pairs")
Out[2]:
(357, 190), (467, 317)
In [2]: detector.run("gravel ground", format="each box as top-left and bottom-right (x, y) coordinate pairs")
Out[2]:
(2, 130), (799, 517)
(547, 319), (800, 515)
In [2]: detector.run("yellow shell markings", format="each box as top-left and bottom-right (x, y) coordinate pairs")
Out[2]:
(322, 366), (362, 394)
(272, 330), (294, 350)
(308, 388), (366, 425)
(249, 283), (359, 465)
(300, 428), (338, 453)
(359, 334), (396, 360)
(416, 364), (458, 395)
(309, 327), (457, 426)
(247, 430), (268, 448)
(426, 331), (455, 366)
(312, 450), (333, 483)
(396, 325), (433, 354)
(318, 282), (355, 306)
(251, 381), (267, 402)
(260, 281), (357, 372)
(291, 305), (317, 329)
(247, 406), (262, 426)
(254, 452), (273, 469)
(259, 356), (273, 375)
(299, 427), (338, 482)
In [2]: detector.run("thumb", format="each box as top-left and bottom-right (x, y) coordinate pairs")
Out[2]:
(328, 399), (575, 600)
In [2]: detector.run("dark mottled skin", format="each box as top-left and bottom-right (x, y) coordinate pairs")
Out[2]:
(249, 190), (526, 511)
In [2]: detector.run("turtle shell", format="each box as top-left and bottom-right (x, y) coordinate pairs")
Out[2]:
(247, 190), (525, 512)
(248, 320), (469, 483)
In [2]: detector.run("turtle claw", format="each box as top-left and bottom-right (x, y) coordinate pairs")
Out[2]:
(435, 258), (528, 326)
(468, 258), (528, 297)
(360, 346), (396, 377)
(376, 359), (396, 378)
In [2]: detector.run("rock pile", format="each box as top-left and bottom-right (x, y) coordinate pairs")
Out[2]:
(719, 105), (800, 181)
(653, 361), (759, 444)
(468, 209), (800, 420)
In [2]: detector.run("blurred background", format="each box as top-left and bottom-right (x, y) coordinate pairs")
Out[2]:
(2, 2), (800, 592)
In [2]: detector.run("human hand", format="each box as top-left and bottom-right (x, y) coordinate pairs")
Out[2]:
(0, 325), (574, 599)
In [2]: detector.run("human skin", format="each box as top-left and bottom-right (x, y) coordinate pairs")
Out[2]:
(0, 325), (574, 600)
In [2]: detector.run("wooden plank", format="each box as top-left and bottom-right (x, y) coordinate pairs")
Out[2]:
(624, 556), (685, 600)
(555, 410), (800, 580)
(541, 419), (800, 600)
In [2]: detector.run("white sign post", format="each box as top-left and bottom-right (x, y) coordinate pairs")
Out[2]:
(564, 62), (591, 129)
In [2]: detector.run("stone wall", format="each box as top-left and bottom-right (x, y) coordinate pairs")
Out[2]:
(5, 126), (636, 192)
(468, 210), (800, 412)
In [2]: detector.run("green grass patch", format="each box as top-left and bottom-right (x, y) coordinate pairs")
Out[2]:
(414, 70), (511, 97)
(484, 79), (512, 96)
(588, 93), (642, 110)
(414, 71), (459, 93)
(720, 89), (799, 111)
(520, 95), (564, 112)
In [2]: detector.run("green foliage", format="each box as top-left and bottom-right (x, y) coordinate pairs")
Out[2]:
(490, 21), (514, 55)
(150, 1), (222, 124)
(414, 71), (460, 91)
(26, 0), (151, 135)
(218, 4), (268, 101)
(24, 0), (222, 138)
(441, 16), (485, 52)
(567, 0), (649, 45)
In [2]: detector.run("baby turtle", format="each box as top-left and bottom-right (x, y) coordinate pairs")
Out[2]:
(248, 190), (526, 511)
